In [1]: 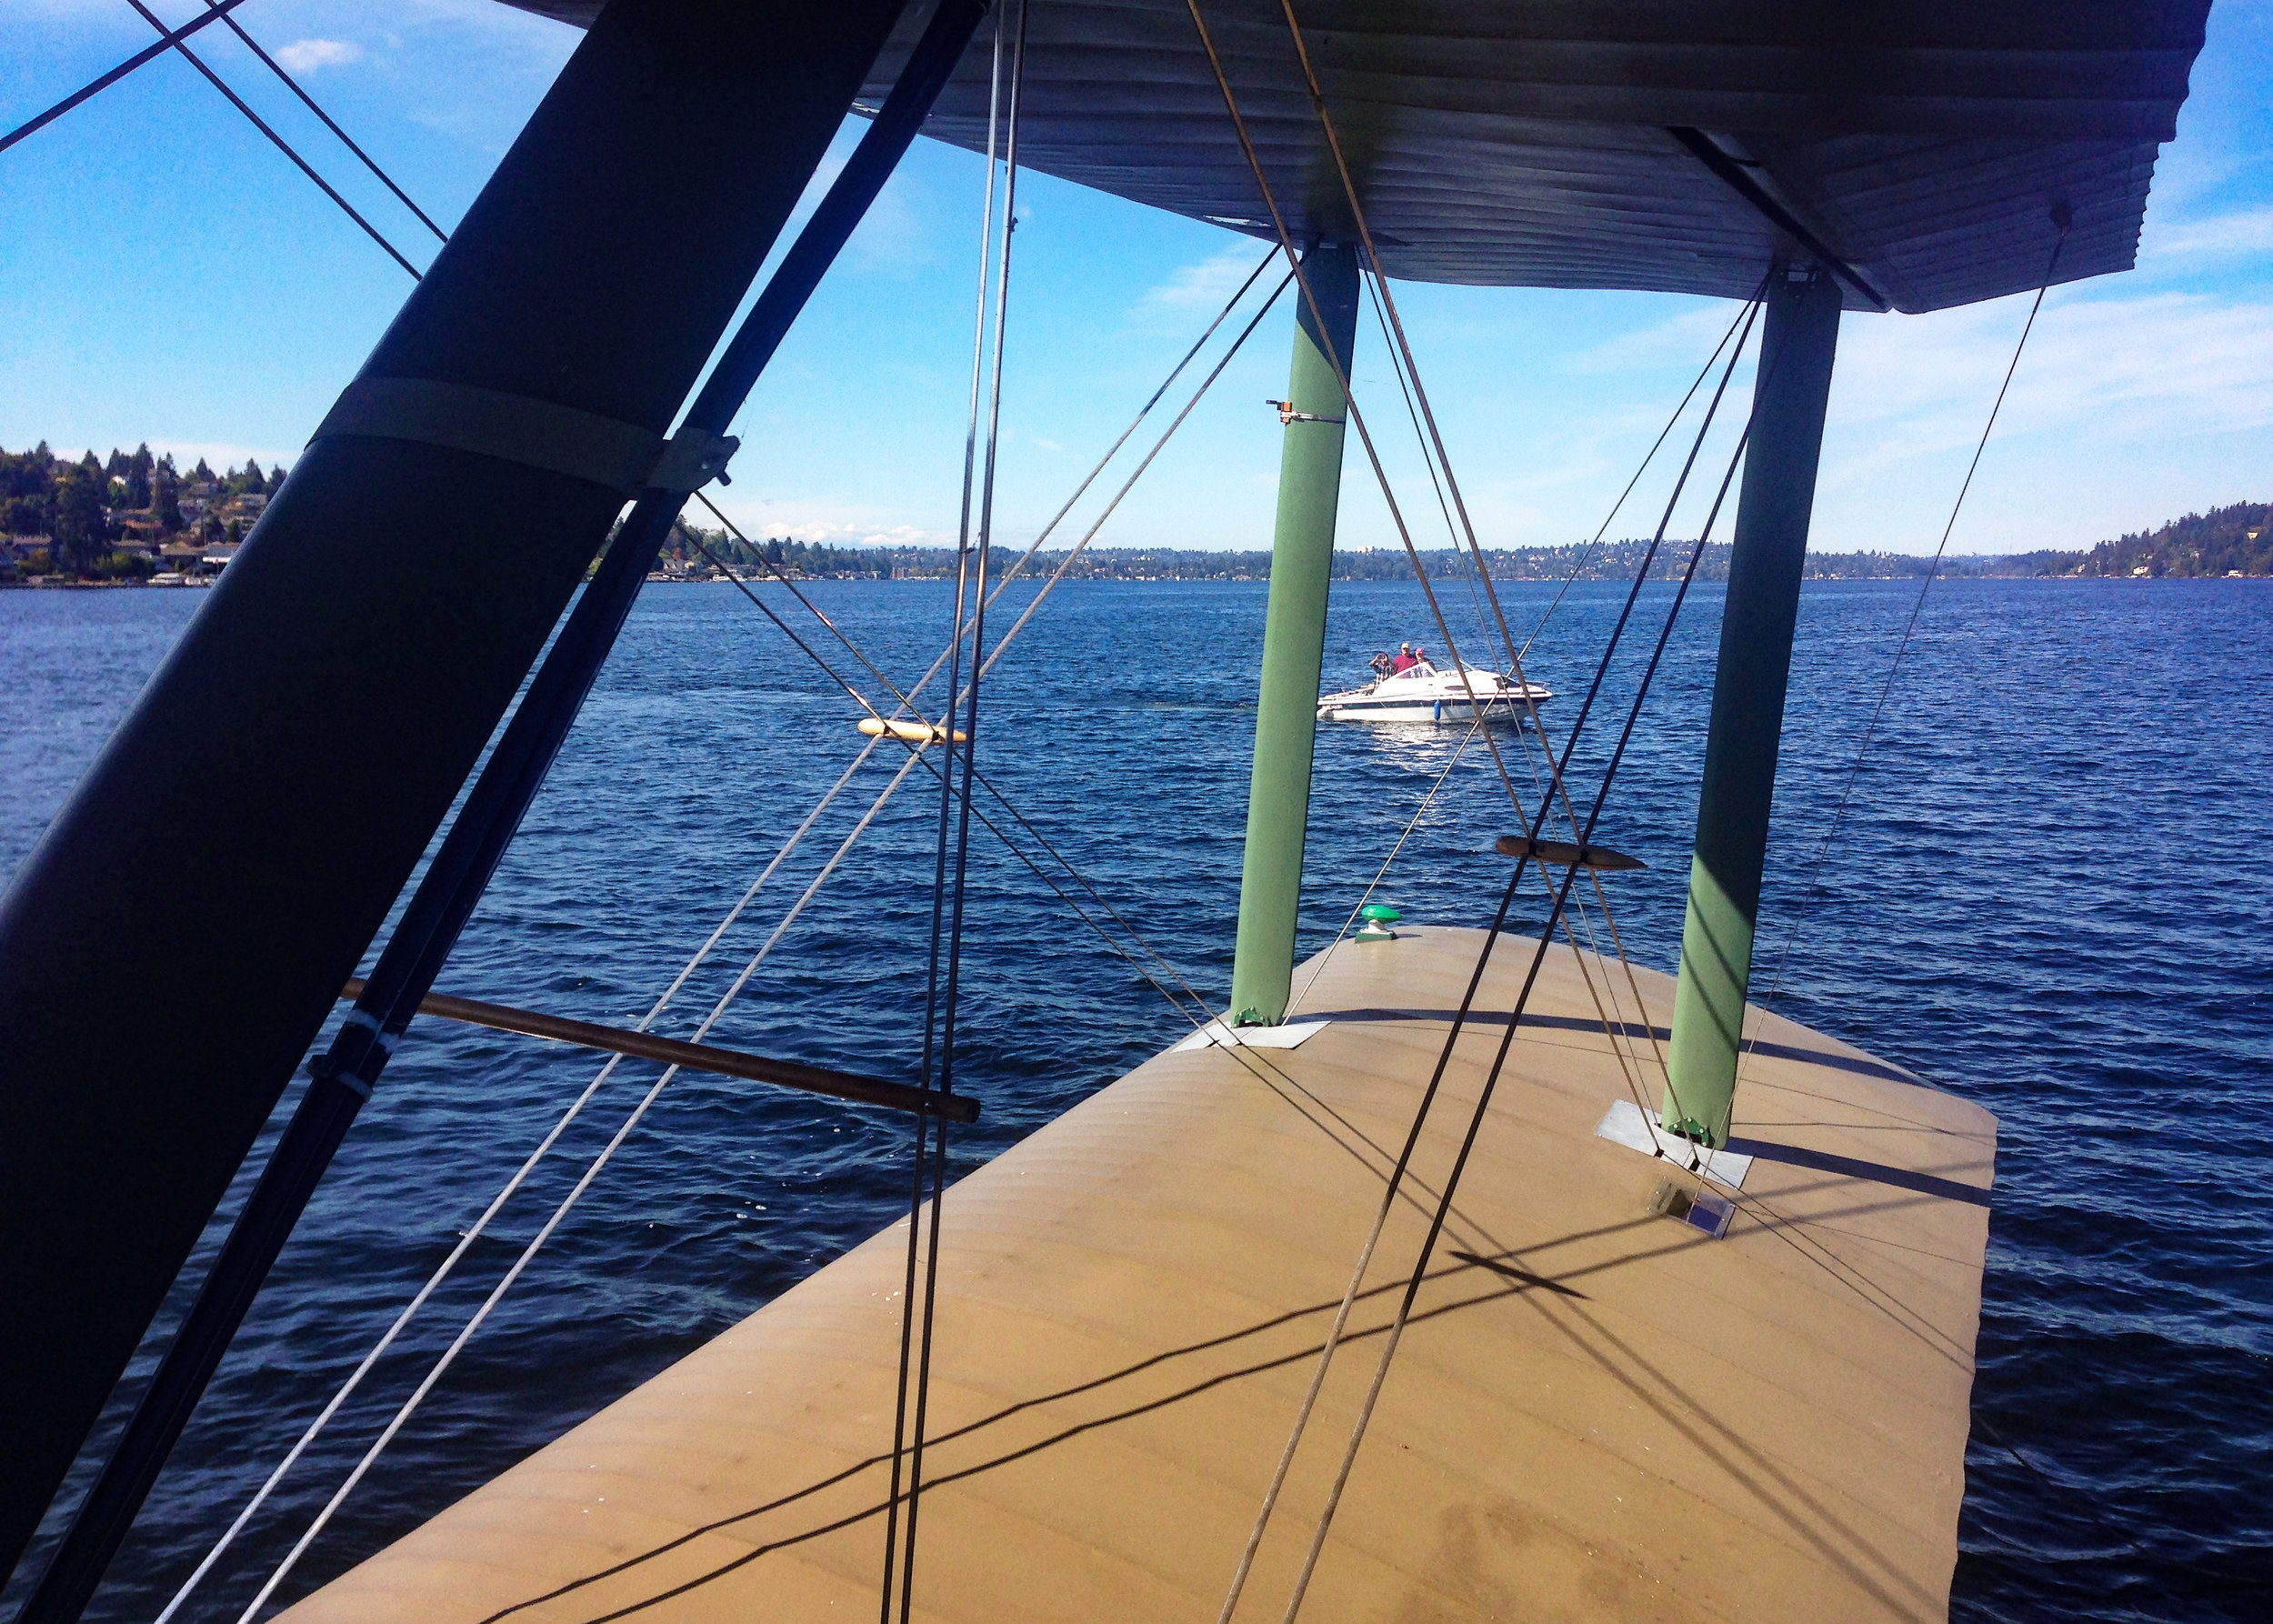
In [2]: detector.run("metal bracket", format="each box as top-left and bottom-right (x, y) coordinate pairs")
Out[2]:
(305, 1053), (374, 1102)
(1266, 397), (1345, 426)
(648, 426), (740, 492)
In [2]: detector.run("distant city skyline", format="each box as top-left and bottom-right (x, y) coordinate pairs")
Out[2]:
(5, 0), (2269, 556)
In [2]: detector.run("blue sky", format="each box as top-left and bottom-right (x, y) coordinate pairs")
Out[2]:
(5, 0), (2269, 555)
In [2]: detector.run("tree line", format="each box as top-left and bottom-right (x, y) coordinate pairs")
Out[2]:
(661, 503), (2269, 584)
(2, 442), (285, 577)
(2000, 501), (2271, 577)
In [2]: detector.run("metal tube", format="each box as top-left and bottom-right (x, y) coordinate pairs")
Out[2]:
(1662, 265), (1844, 1147)
(0, 0), (909, 1590)
(1228, 242), (1360, 1028)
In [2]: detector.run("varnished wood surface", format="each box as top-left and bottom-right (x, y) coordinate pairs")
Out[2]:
(283, 927), (1996, 1624)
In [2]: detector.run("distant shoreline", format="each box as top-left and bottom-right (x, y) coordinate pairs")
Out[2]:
(646, 500), (2270, 585)
(7, 569), (2267, 592)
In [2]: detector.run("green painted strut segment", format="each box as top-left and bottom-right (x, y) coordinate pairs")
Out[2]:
(1229, 242), (1361, 1027)
(1664, 266), (1844, 1147)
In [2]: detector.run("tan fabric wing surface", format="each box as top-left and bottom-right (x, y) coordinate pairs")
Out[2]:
(280, 927), (1997, 1624)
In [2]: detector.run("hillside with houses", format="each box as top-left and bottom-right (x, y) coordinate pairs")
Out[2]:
(0, 442), (283, 584)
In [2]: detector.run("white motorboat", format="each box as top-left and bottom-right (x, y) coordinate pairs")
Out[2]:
(1317, 660), (1554, 723)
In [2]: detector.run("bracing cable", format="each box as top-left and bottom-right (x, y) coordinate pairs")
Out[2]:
(898, 10), (1026, 1618)
(886, 6), (1018, 1617)
(1182, 0), (1532, 823)
(235, 746), (933, 1622)
(1517, 296), (1757, 663)
(0, 0), (251, 155)
(125, 0), (423, 278)
(195, 0), (449, 242)
(1731, 226), (2069, 1102)
(1216, 297), (1760, 1623)
(160, 738), (888, 1621)
(1274, 400), (1758, 1624)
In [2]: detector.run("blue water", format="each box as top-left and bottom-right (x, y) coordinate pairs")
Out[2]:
(1, 576), (2267, 1621)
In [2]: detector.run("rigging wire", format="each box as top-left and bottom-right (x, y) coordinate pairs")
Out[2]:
(236, 745), (934, 1623)
(1268, 0), (1695, 1113)
(869, 251), (1284, 727)
(0, 0), (251, 155)
(1211, 295), (1759, 1622)
(965, 272), (1290, 685)
(125, 0), (423, 279)
(1732, 227), (2068, 1100)
(682, 522), (1208, 1028)
(195, 0), (450, 242)
(1179, 0), (1533, 826)
(1276, 0), (1527, 676)
(881, 0), (1006, 1598)
(157, 739), (889, 1621)
(852, 266), (1292, 746)
(1516, 298), (1756, 664)
(901, 11), (1027, 1617)
(886, 8), (1021, 1617)
(1275, 399), (1758, 1624)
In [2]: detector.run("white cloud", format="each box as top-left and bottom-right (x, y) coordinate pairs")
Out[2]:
(1824, 289), (2273, 487)
(273, 39), (364, 73)
(699, 493), (953, 548)
(2136, 206), (2273, 269)
(1561, 302), (1746, 376)
(1136, 246), (1277, 320)
(1544, 283), (2273, 541)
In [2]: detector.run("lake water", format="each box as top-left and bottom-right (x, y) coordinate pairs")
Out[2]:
(1, 575), (2267, 1622)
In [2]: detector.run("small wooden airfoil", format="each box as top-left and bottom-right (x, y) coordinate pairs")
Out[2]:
(1495, 833), (1645, 870)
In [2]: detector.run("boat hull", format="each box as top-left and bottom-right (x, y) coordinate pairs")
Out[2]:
(1317, 667), (1551, 725)
(1317, 695), (1544, 723)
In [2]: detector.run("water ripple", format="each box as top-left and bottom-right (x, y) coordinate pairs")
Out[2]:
(1, 576), (2266, 1621)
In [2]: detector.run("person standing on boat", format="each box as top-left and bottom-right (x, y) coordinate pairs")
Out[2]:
(1390, 642), (1418, 674)
(1412, 647), (1437, 674)
(1368, 650), (1396, 681)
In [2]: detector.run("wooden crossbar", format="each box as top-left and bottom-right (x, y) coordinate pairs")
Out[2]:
(338, 980), (977, 1122)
